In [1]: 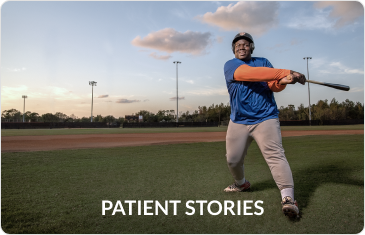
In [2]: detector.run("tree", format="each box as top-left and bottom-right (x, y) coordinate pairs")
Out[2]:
(55, 112), (68, 122)
(1, 109), (22, 122)
(41, 113), (58, 122)
(103, 115), (116, 126)
(93, 114), (103, 122)
(80, 117), (90, 122)
(28, 112), (40, 122)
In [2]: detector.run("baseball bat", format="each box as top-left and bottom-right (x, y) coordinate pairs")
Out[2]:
(306, 80), (350, 91)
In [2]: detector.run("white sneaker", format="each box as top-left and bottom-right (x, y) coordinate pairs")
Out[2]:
(224, 180), (251, 192)
(281, 196), (299, 218)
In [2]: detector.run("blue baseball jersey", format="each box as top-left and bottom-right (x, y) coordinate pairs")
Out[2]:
(224, 57), (279, 125)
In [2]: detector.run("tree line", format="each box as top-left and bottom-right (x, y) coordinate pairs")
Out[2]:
(278, 98), (363, 123)
(1, 98), (363, 124)
(0, 110), (124, 125)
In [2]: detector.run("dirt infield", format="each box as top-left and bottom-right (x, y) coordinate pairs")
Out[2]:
(1, 129), (363, 152)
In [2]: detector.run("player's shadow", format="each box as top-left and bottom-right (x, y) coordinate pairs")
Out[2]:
(251, 162), (363, 220)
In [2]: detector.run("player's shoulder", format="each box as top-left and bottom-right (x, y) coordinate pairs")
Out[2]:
(224, 58), (244, 69)
(252, 57), (270, 63)
(252, 57), (273, 67)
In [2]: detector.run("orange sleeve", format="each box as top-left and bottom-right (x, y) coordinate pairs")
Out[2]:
(267, 80), (286, 92)
(234, 64), (290, 82)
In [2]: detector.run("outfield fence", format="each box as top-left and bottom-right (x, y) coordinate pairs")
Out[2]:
(1, 119), (363, 129)
(1, 122), (120, 129)
(279, 119), (364, 126)
(122, 122), (220, 128)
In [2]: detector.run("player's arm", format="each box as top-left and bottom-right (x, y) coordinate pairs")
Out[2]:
(233, 64), (290, 82)
(234, 65), (306, 92)
(267, 80), (286, 92)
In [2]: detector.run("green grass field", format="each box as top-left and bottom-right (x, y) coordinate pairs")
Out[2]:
(1, 124), (363, 136)
(1, 134), (363, 233)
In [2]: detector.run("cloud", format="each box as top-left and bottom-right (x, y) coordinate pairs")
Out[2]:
(143, 99), (150, 102)
(7, 67), (26, 72)
(1, 85), (84, 102)
(169, 96), (185, 101)
(319, 62), (364, 75)
(98, 95), (109, 98)
(348, 87), (364, 93)
(1, 85), (28, 100)
(196, 1), (279, 35)
(286, 9), (334, 30)
(149, 52), (172, 60)
(116, 99), (140, 103)
(187, 87), (228, 96)
(314, 1), (363, 28)
(330, 62), (364, 74)
(287, 2), (363, 31)
(131, 28), (213, 55)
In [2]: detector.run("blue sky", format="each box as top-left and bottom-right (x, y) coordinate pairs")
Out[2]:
(1, 1), (364, 118)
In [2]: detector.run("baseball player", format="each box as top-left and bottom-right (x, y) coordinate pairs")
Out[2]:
(223, 32), (306, 218)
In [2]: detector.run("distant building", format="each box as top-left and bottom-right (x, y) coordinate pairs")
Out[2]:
(125, 115), (138, 123)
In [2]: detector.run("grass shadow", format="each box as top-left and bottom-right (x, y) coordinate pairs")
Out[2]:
(250, 162), (363, 221)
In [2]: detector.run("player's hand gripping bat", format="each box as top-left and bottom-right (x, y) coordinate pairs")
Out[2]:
(306, 80), (350, 91)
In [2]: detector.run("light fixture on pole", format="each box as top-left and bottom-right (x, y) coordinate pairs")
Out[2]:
(89, 81), (97, 122)
(173, 61), (181, 123)
(303, 57), (312, 126)
(22, 95), (27, 122)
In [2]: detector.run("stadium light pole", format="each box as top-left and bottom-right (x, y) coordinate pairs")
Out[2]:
(303, 57), (312, 126)
(89, 81), (97, 122)
(173, 61), (181, 123)
(22, 95), (27, 122)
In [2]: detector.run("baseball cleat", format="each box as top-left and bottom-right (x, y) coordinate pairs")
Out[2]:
(224, 180), (251, 192)
(281, 196), (299, 218)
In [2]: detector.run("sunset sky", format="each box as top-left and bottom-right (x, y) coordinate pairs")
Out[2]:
(1, 1), (364, 118)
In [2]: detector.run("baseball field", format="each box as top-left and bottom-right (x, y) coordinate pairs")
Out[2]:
(1, 125), (364, 233)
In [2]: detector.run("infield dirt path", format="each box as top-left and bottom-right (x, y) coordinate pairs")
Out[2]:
(1, 130), (363, 152)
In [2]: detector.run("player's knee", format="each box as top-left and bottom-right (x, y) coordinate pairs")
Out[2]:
(227, 159), (242, 168)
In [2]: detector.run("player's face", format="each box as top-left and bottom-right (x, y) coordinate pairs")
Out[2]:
(234, 39), (251, 61)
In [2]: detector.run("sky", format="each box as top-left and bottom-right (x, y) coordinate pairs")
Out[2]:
(1, 1), (364, 119)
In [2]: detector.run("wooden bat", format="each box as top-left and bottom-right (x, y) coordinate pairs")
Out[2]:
(306, 80), (350, 91)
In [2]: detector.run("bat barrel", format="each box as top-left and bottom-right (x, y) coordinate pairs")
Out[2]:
(306, 80), (350, 91)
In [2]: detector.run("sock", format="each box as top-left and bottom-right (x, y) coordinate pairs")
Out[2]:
(280, 188), (294, 201)
(235, 177), (246, 186)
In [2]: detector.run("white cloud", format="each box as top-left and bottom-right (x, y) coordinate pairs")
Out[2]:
(131, 28), (213, 55)
(187, 87), (228, 96)
(185, 80), (194, 84)
(348, 87), (364, 93)
(98, 95), (109, 98)
(314, 1), (364, 28)
(52, 87), (72, 97)
(318, 61), (364, 75)
(7, 67), (26, 72)
(286, 9), (334, 30)
(1, 85), (28, 100)
(1, 85), (86, 102)
(196, 2), (279, 35)
(163, 91), (173, 95)
(149, 52), (172, 61)
(287, 2), (363, 31)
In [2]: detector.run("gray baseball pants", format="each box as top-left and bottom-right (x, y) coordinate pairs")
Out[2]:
(226, 118), (294, 190)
